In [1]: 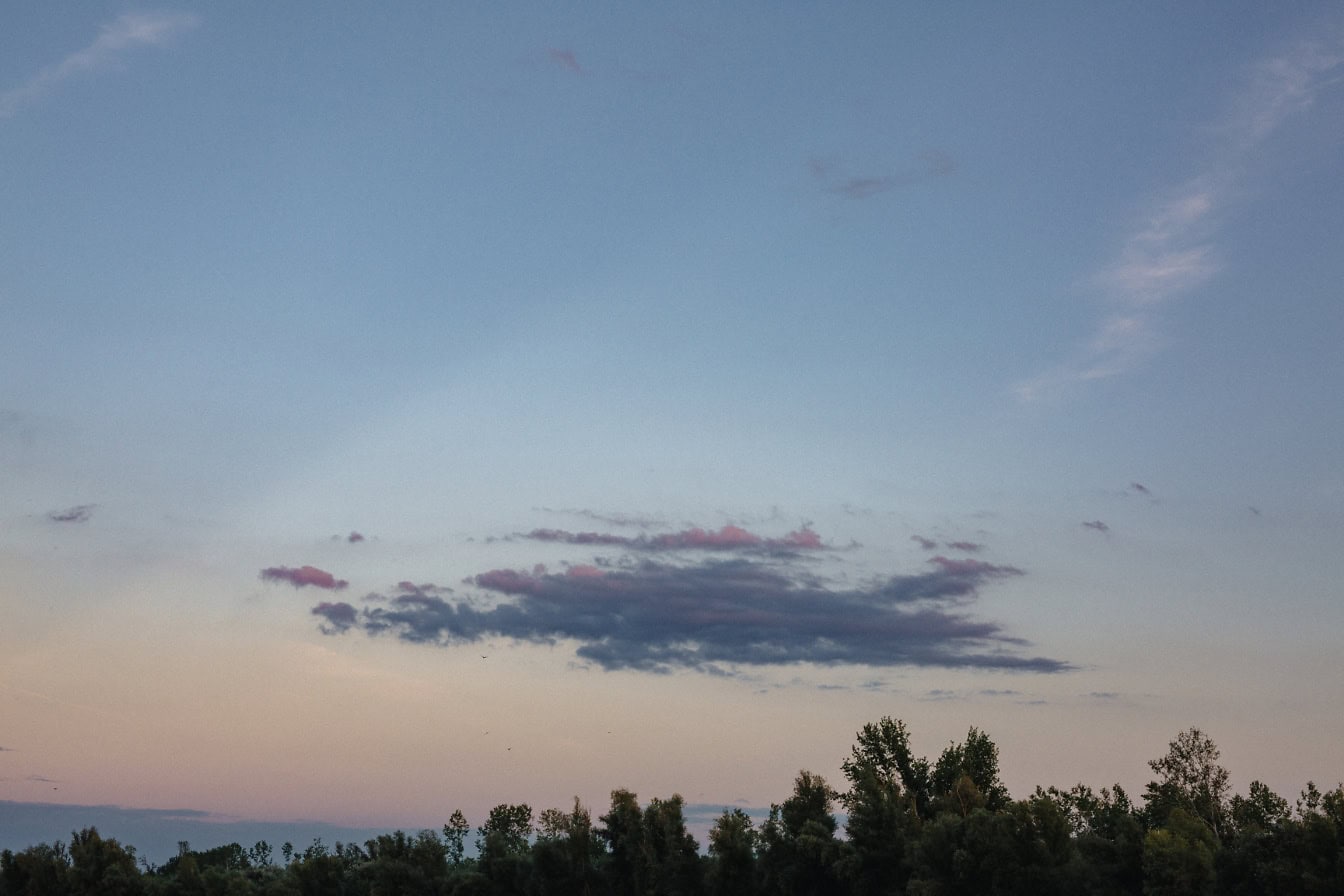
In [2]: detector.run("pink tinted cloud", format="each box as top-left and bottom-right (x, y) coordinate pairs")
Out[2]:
(566, 564), (605, 578)
(945, 541), (984, 553)
(347, 531), (365, 543)
(549, 48), (583, 74)
(260, 565), (349, 590)
(651, 525), (761, 549)
(473, 568), (544, 595)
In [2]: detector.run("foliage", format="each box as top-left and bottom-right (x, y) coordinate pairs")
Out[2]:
(1, 723), (1339, 896)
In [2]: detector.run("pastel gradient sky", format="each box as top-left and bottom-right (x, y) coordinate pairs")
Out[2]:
(3, 2), (1342, 845)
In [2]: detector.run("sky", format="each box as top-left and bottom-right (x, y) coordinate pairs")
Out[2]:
(3, 1), (1343, 861)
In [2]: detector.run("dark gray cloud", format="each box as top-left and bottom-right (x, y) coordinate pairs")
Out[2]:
(945, 541), (983, 552)
(1082, 520), (1110, 533)
(312, 555), (1068, 675)
(48, 504), (94, 523)
(910, 535), (937, 550)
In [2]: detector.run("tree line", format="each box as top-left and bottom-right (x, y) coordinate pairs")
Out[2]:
(2, 719), (1340, 895)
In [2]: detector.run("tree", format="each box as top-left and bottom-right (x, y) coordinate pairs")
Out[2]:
(68, 828), (142, 896)
(840, 718), (924, 894)
(1143, 728), (1230, 840)
(930, 727), (1011, 816)
(1036, 783), (1143, 894)
(759, 771), (849, 896)
(641, 795), (702, 896)
(598, 789), (646, 896)
(1141, 808), (1217, 896)
(477, 804), (533, 895)
(532, 797), (601, 896)
(706, 808), (758, 896)
(444, 810), (471, 868)
(1, 841), (72, 896)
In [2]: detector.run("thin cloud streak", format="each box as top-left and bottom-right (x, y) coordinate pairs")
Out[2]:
(47, 504), (95, 523)
(0, 11), (199, 120)
(311, 555), (1068, 674)
(523, 524), (824, 554)
(1015, 25), (1344, 401)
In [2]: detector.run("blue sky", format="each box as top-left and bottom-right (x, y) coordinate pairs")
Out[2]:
(3, 2), (1342, 855)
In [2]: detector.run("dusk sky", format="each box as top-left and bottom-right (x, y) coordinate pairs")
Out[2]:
(3, 2), (1343, 855)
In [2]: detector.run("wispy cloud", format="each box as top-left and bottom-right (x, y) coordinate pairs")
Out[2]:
(311, 554), (1066, 675)
(548, 48), (584, 75)
(1015, 24), (1344, 401)
(48, 504), (95, 523)
(1082, 520), (1110, 534)
(809, 150), (955, 200)
(0, 11), (200, 120)
(260, 565), (349, 591)
(522, 524), (825, 554)
(536, 507), (669, 529)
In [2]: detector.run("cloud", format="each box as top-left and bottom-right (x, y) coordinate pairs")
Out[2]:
(260, 565), (349, 590)
(1129, 482), (1151, 495)
(1015, 24), (1344, 401)
(548, 48), (583, 75)
(312, 601), (357, 634)
(313, 555), (1067, 675)
(0, 11), (200, 120)
(536, 508), (668, 529)
(48, 504), (95, 523)
(810, 150), (955, 199)
(346, 531), (365, 543)
(910, 535), (937, 550)
(1082, 520), (1110, 533)
(945, 541), (983, 552)
(522, 524), (826, 554)
(830, 176), (898, 199)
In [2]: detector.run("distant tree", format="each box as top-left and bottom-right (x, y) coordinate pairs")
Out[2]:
(840, 717), (925, 894)
(443, 810), (471, 868)
(759, 770), (849, 896)
(1036, 784), (1143, 894)
(1143, 728), (1230, 840)
(1, 840), (72, 896)
(477, 804), (533, 895)
(1142, 808), (1217, 896)
(249, 841), (274, 868)
(640, 795), (702, 896)
(68, 828), (142, 896)
(360, 829), (447, 895)
(532, 797), (601, 896)
(598, 789), (645, 896)
(706, 808), (758, 896)
(930, 727), (1011, 816)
